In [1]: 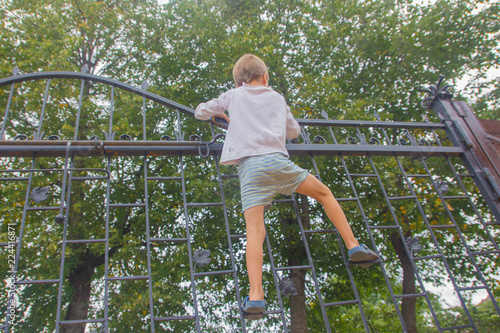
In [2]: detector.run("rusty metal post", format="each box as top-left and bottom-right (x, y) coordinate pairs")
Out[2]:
(421, 76), (500, 222)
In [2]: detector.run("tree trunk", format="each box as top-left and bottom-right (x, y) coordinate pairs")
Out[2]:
(61, 250), (100, 333)
(290, 268), (308, 333)
(390, 230), (417, 333)
(281, 194), (311, 333)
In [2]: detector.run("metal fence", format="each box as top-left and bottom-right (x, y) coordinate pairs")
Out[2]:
(1, 69), (499, 332)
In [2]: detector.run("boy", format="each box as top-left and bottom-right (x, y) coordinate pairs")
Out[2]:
(195, 54), (379, 319)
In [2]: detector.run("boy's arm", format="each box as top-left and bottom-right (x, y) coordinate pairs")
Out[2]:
(195, 92), (229, 121)
(285, 106), (301, 139)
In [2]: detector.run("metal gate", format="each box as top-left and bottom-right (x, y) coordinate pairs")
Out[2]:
(1, 69), (499, 332)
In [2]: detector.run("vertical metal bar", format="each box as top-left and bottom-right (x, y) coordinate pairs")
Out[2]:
(108, 86), (115, 139)
(178, 154), (201, 331)
(74, 80), (86, 140)
(103, 85), (115, 331)
(103, 156), (112, 332)
(0, 82), (16, 140)
(262, 224), (289, 332)
(175, 109), (184, 141)
(142, 96), (147, 141)
(143, 157), (155, 332)
(36, 79), (51, 138)
(290, 123), (331, 332)
(213, 156), (247, 332)
(289, 193), (331, 333)
(4, 158), (36, 333)
(55, 143), (74, 333)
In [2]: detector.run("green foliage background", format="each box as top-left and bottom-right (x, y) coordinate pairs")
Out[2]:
(0, 0), (499, 332)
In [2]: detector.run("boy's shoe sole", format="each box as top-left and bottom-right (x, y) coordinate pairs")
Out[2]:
(348, 244), (379, 268)
(242, 296), (266, 313)
(243, 312), (264, 320)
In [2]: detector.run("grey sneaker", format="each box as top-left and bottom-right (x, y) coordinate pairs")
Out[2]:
(348, 244), (379, 268)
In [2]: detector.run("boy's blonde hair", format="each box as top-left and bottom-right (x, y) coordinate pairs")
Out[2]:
(233, 54), (268, 87)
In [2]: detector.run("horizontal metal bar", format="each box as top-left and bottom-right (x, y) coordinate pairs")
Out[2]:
(109, 203), (145, 208)
(150, 238), (188, 243)
(442, 195), (470, 200)
(26, 206), (63, 211)
(59, 318), (105, 325)
(272, 199), (294, 204)
(369, 225), (399, 229)
(147, 176), (182, 181)
(0, 177), (29, 181)
(0, 242), (18, 247)
(303, 229), (337, 235)
(394, 293), (426, 299)
(16, 279), (60, 285)
(64, 239), (106, 244)
(220, 174), (238, 179)
(324, 300), (359, 307)
(457, 285), (486, 292)
(288, 144), (464, 157)
(388, 196), (417, 201)
(336, 198), (357, 202)
(297, 118), (446, 129)
(194, 269), (234, 277)
(485, 222), (500, 226)
(186, 202), (223, 207)
(108, 275), (148, 281)
(0, 141), (465, 158)
(72, 176), (107, 181)
(442, 324), (474, 331)
(348, 173), (377, 177)
(275, 265), (312, 271)
(406, 174), (431, 178)
(471, 250), (500, 255)
(230, 234), (246, 239)
(413, 255), (443, 260)
(154, 316), (197, 322)
(430, 224), (457, 229)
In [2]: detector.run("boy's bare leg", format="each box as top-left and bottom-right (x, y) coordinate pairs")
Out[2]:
(244, 204), (266, 301)
(295, 174), (359, 250)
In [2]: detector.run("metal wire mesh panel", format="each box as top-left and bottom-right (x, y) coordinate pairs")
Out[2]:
(1, 71), (499, 332)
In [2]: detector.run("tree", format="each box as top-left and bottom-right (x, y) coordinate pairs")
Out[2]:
(1, 0), (499, 332)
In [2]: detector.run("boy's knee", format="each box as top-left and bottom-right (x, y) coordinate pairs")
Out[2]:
(315, 183), (333, 202)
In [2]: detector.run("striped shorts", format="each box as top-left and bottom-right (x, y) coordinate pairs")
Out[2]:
(238, 153), (308, 212)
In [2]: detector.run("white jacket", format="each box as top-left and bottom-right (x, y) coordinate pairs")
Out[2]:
(195, 83), (301, 165)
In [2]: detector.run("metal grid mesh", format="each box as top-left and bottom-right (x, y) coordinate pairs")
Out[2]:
(1, 72), (499, 332)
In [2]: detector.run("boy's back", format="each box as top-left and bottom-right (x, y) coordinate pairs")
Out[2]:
(195, 83), (300, 165)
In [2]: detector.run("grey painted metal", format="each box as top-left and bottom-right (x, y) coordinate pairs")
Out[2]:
(1, 71), (499, 333)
